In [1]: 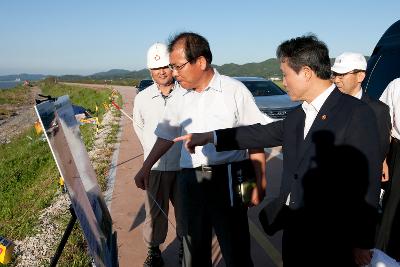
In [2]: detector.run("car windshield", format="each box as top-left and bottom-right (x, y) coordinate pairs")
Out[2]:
(139, 80), (153, 89)
(242, 80), (285, 96)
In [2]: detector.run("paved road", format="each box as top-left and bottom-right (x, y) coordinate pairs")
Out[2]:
(94, 84), (284, 267)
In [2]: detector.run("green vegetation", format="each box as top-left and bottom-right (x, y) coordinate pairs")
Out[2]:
(61, 78), (141, 87)
(58, 58), (285, 84)
(0, 81), (121, 266)
(0, 127), (58, 239)
(96, 114), (121, 191)
(0, 85), (31, 105)
(216, 58), (282, 78)
(40, 79), (112, 121)
(95, 119), (121, 192)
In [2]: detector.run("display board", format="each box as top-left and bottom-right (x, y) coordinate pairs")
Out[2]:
(35, 96), (117, 267)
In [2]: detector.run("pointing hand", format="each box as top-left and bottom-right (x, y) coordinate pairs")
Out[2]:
(173, 132), (214, 153)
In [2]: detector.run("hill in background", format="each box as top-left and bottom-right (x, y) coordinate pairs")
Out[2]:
(215, 58), (281, 78)
(0, 56), (369, 83)
(58, 58), (283, 82)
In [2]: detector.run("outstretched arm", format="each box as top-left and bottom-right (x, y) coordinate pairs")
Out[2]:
(216, 121), (283, 151)
(134, 137), (174, 189)
(174, 121), (284, 153)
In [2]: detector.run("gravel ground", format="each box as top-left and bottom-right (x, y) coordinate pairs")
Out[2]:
(13, 193), (70, 266)
(11, 107), (120, 266)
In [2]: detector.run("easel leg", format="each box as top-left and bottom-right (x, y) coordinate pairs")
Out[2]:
(49, 205), (76, 267)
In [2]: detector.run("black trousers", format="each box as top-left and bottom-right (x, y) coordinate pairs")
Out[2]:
(179, 166), (253, 267)
(376, 138), (400, 260)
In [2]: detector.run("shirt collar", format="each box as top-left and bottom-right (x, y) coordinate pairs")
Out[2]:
(204, 68), (222, 92)
(181, 68), (222, 95)
(302, 83), (336, 114)
(151, 81), (177, 98)
(354, 88), (362, 99)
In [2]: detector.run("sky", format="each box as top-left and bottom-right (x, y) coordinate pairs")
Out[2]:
(0, 0), (399, 76)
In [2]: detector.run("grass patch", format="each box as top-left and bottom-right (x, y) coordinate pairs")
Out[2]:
(40, 81), (112, 122)
(0, 127), (58, 240)
(80, 124), (96, 151)
(0, 85), (31, 105)
(96, 120), (121, 191)
(105, 123), (120, 145)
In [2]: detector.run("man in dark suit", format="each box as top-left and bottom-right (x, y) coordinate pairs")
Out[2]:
(331, 52), (391, 165)
(174, 35), (382, 266)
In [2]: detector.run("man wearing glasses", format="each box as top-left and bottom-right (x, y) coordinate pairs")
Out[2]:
(331, 52), (391, 174)
(134, 32), (270, 267)
(133, 43), (183, 267)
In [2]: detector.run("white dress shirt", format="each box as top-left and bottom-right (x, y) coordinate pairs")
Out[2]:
(133, 82), (182, 171)
(155, 69), (271, 168)
(380, 78), (400, 140)
(354, 89), (362, 100)
(301, 84), (336, 139)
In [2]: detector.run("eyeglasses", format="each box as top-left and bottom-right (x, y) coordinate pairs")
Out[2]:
(168, 61), (190, 71)
(331, 70), (364, 79)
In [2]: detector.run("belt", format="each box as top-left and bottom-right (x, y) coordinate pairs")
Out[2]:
(192, 163), (234, 207)
(193, 165), (215, 172)
(192, 162), (234, 173)
(189, 161), (248, 207)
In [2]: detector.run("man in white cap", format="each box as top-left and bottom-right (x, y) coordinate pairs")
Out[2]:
(331, 52), (391, 167)
(133, 42), (183, 267)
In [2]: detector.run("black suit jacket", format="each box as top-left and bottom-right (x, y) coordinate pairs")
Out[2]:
(361, 92), (391, 161)
(216, 88), (381, 260)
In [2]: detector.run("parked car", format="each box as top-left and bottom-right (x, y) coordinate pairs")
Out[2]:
(234, 77), (301, 120)
(137, 79), (154, 92)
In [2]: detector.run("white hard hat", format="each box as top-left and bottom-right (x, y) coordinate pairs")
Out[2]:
(147, 42), (169, 69)
(331, 52), (367, 74)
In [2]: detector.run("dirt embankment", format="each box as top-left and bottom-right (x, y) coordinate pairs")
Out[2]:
(0, 86), (41, 144)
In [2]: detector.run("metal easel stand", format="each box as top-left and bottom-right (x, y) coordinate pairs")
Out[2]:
(49, 205), (77, 267)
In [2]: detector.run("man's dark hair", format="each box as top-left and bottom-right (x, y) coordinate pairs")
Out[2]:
(168, 32), (213, 64)
(277, 35), (331, 80)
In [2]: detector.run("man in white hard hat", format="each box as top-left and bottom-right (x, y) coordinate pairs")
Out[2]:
(331, 52), (391, 174)
(133, 42), (183, 267)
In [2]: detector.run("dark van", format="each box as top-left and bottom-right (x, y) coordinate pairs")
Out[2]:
(363, 20), (400, 99)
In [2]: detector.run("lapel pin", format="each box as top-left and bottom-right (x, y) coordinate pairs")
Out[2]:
(321, 114), (327, 120)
